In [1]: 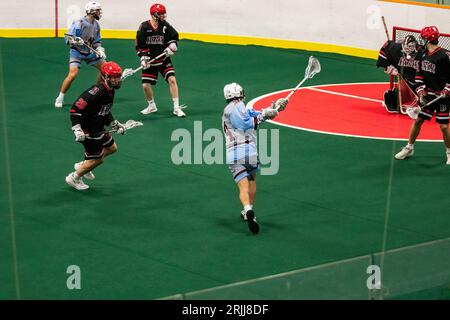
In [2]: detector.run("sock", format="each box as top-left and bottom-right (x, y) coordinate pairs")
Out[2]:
(173, 97), (179, 109)
(244, 204), (253, 212)
(407, 143), (414, 149)
(148, 99), (156, 107)
(73, 172), (80, 179)
(57, 92), (65, 100)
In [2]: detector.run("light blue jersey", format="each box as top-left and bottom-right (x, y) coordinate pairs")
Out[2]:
(222, 100), (264, 165)
(66, 17), (102, 66)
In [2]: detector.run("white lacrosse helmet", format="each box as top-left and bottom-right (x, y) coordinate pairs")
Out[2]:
(224, 83), (245, 101)
(85, 1), (102, 18)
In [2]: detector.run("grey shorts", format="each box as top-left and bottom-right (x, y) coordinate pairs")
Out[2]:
(228, 161), (260, 183)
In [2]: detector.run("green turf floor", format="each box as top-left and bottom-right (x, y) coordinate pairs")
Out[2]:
(0, 38), (449, 299)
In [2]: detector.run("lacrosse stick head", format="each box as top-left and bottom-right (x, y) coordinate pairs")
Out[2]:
(406, 106), (420, 120)
(124, 120), (143, 130)
(304, 56), (321, 79)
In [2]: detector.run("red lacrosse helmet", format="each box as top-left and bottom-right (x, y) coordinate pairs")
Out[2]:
(101, 61), (123, 89)
(150, 3), (166, 21)
(420, 26), (440, 44)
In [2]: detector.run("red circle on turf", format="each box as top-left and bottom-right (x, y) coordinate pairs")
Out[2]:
(248, 83), (443, 142)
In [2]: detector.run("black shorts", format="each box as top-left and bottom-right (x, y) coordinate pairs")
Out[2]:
(418, 95), (450, 124)
(81, 133), (114, 160)
(141, 57), (175, 85)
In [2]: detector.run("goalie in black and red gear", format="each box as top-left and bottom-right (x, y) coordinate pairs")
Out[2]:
(65, 61), (127, 190)
(376, 35), (422, 113)
(135, 3), (186, 117)
(395, 26), (450, 164)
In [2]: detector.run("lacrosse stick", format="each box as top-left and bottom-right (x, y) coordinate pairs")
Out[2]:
(121, 52), (167, 80)
(276, 56), (321, 110)
(405, 95), (445, 120)
(64, 33), (100, 57)
(381, 16), (390, 41)
(109, 120), (143, 133)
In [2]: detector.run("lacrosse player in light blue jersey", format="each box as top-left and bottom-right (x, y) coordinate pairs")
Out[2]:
(222, 83), (288, 234)
(54, 1), (106, 108)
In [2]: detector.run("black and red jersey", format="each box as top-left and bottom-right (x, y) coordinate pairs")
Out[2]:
(135, 20), (178, 64)
(376, 40), (422, 87)
(415, 47), (450, 94)
(70, 83), (116, 134)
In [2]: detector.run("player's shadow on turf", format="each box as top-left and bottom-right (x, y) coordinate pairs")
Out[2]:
(35, 186), (133, 206)
(215, 217), (254, 235)
(414, 156), (446, 168)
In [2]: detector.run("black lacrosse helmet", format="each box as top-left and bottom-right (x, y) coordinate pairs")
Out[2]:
(383, 89), (399, 113)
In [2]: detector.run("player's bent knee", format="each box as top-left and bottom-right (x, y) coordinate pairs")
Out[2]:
(67, 71), (78, 81)
(107, 144), (118, 154)
(167, 76), (177, 85)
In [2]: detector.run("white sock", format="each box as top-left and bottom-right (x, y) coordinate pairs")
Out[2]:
(173, 97), (179, 109)
(57, 92), (65, 100)
(244, 204), (253, 212)
(407, 143), (414, 149)
(148, 99), (156, 107)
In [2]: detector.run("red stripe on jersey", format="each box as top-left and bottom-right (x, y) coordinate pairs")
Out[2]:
(428, 47), (442, 56)
(163, 67), (174, 74)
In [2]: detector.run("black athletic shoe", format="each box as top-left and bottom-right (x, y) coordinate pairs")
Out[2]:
(245, 210), (259, 234)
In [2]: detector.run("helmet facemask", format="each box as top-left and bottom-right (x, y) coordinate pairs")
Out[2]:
(85, 2), (102, 20)
(402, 35), (418, 59)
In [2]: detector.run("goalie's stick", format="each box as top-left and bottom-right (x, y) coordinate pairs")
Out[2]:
(276, 56), (321, 110)
(121, 52), (167, 80)
(405, 95), (445, 120)
(64, 33), (100, 57)
(381, 16), (390, 41)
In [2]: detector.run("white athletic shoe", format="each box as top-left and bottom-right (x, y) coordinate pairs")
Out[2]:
(74, 161), (95, 180)
(65, 172), (89, 190)
(54, 98), (63, 108)
(140, 105), (158, 115)
(240, 210), (247, 221)
(173, 106), (186, 118)
(446, 152), (450, 165)
(395, 145), (414, 160)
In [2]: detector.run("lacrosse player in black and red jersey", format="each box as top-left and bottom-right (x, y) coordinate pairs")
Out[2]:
(65, 61), (127, 190)
(135, 3), (186, 117)
(376, 35), (422, 113)
(395, 26), (450, 164)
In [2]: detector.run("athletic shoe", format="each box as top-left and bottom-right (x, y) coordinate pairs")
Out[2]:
(74, 161), (95, 180)
(173, 107), (186, 118)
(65, 172), (89, 190)
(55, 98), (63, 108)
(243, 210), (259, 234)
(140, 105), (158, 115)
(394, 145), (414, 160)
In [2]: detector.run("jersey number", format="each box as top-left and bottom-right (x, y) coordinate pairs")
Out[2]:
(98, 104), (112, 116)
(75, 98), (88, 110)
